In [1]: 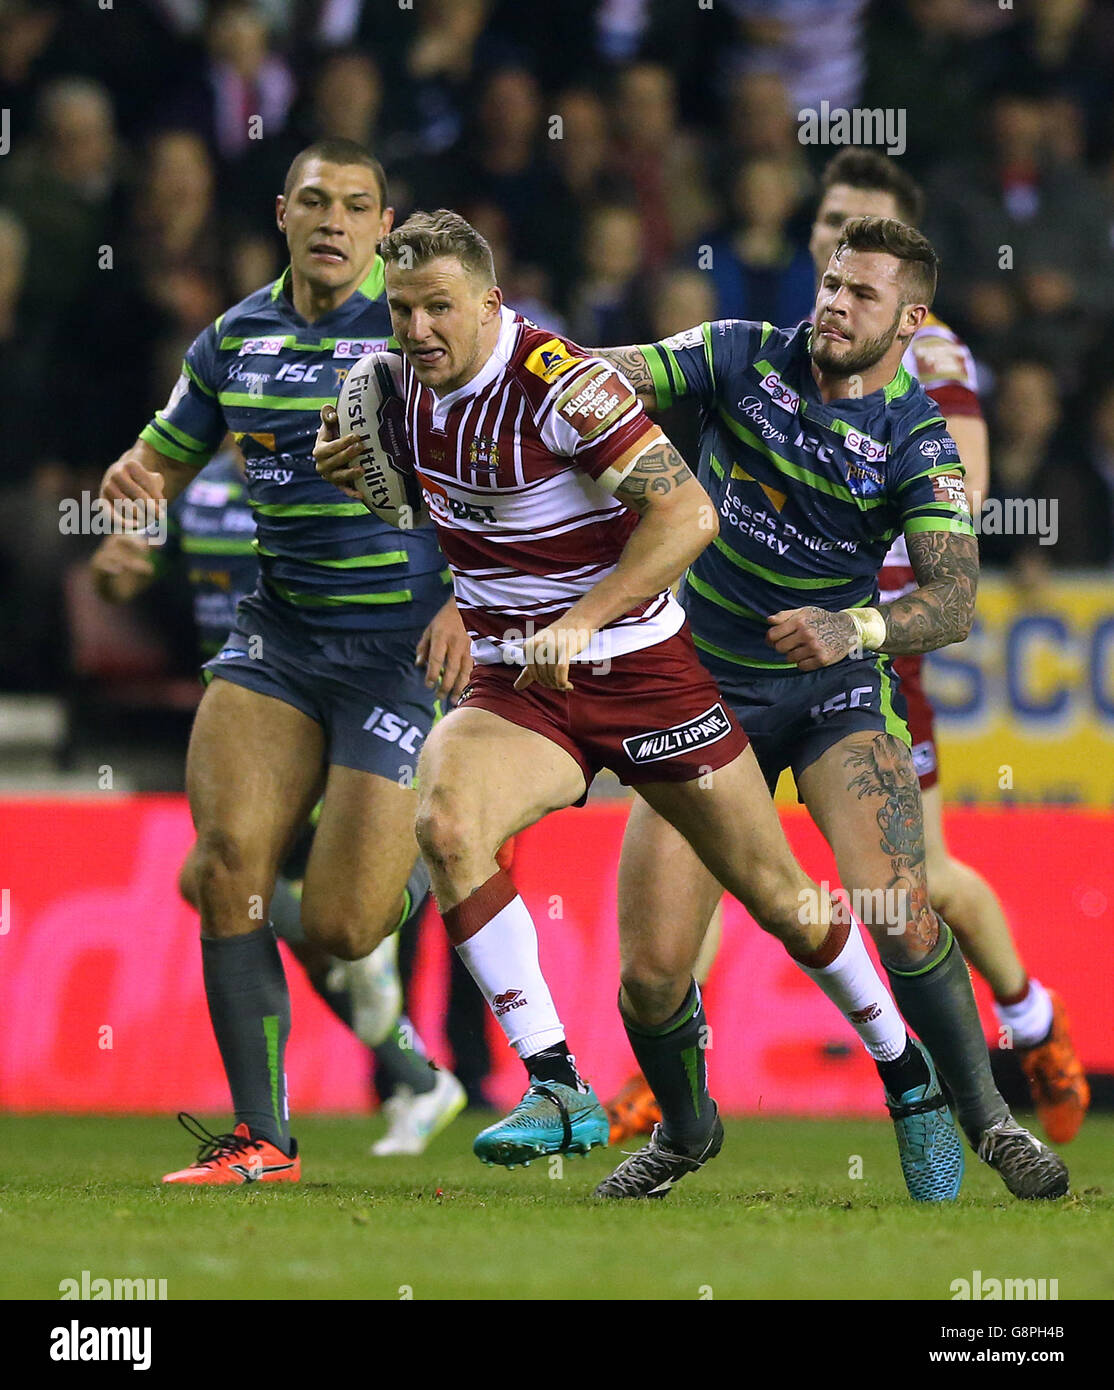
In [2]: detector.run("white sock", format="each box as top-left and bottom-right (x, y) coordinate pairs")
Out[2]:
(794, 919), (908, 1062)
(994, 978), (1053, 1049)
(454, 894), (566, 1059)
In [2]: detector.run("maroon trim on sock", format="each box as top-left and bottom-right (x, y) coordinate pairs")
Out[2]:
(791, 914), (851, 969)
(993, 977), (1030, 1007)
(443, 869), (518, 946)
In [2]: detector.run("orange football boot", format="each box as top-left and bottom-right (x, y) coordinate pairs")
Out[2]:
(162, 1113), (300, 1184)
(1018, 993), (1090, 1144)
(605, 1074), (662, 1146)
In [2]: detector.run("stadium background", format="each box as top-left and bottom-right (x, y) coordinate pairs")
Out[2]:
(0, 0), (1111, 1117)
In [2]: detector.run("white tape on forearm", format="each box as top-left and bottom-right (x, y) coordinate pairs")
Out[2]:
(844, 606), (887, 651)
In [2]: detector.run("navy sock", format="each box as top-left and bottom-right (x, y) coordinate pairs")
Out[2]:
(886, 923), (1009, 1145)
(201, 926), (291, 1150)
(621, 981), (715, 1152)
(374, 1015), (437, 1098)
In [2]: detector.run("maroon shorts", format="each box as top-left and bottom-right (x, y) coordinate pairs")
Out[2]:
(457, 625), (749, 792)
(893, 655), (938, 791)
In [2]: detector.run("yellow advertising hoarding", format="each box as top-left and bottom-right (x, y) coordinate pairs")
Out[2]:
(929, 574), (1113, 806)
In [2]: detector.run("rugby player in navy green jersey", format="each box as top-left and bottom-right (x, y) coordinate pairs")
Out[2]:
(593, 216), (1068, 1200)
(99, 140), (471, 1183)
(90, 451), (467, 1159)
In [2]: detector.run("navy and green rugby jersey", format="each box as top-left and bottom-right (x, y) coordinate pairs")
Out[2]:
(156, 452), (257, 658)
(640, 319), (975, 674)
(140, 260), (449, 632)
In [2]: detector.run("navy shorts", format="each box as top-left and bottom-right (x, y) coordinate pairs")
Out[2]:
(203, 592), (441, 783)
(710, 654), (910, 797)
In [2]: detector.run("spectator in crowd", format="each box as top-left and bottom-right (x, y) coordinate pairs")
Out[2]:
(166, 0), (296, 167)
(434, 65), (568, 286)
(716, 70), (814, 229)
(980, 359), (1065, 580)
(0, 206), (71, 689)
(725, 0), (868, 114)
(546, 86), (634, 308)
(926, 86), (1114, 383)
(692, 154), (814, 325)
(0, 76), (125, 328)
(568, 201), (649, 347)
(609, 61), (716, 270)
(863, 0), (985, 181)
(1037, 377), (1114, 567)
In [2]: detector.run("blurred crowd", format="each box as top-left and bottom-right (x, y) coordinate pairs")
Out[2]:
(3, 0), (1114, 693)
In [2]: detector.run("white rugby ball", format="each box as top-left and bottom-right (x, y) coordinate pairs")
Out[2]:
(335, 350), (427, 527)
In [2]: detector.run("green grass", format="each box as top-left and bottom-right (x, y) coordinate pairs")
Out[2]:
(1, 1112), (1111, 1300)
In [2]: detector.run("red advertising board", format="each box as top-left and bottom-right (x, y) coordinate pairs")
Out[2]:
(0, 797), (1109, 1115)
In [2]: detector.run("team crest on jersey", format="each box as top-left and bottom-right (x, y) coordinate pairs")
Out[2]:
(845, 458), (885, 496)
(239, 336), (285, 356)
(468, 436), (501, 486)
(524, 338), (580, 384)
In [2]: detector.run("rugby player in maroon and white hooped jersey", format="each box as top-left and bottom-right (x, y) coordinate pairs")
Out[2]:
(806, 150), (1088, 1144)
(316, 210), (944, 1195)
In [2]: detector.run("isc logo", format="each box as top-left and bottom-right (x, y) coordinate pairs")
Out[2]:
(363, 707), (425, 752)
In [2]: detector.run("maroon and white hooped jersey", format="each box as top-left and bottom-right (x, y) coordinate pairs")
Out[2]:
(401, 306), (685, 665)
(878, 313), (983, 604)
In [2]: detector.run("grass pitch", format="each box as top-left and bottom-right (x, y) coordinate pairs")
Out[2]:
(1, 1112), (1111, 1301)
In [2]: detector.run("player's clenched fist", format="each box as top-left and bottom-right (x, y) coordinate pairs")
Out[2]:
(514, 623), (592, 692)
(100, 453), (165, 508)
(766, 606), (859, 671)
(313, 404), (364, 498)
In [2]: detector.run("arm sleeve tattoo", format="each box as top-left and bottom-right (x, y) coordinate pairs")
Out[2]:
(878, 529), (979, 654)
(589, 346), (657, 403)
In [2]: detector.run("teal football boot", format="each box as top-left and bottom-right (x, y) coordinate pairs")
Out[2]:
(884, 1038), (965, 1201)
(473, 1079), (609, 1167)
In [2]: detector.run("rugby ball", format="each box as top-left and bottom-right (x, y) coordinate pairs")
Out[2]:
(335, 350), (427, 527)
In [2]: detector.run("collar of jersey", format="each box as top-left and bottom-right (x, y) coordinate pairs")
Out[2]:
(268, 255), (386, 324)
(426, 305), (519, 426)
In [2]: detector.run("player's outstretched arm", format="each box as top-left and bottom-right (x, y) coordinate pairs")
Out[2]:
(516, 436), (715, 691)
(587, 345), (657, 410)
(100, 438), (196, 511)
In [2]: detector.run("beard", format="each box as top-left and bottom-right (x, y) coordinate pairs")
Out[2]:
(811, 304), (903, 376)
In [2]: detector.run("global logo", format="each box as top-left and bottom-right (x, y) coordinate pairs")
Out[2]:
(845, 428), (888, 463)
(758, 370), (801, 415)
(919, 437), (942, 460)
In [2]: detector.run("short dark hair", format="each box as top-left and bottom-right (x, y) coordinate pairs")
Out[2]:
(378, 209), (497, 285)
(283, 139), (387, 211)
(819, 148), (924, 228)
(834, 215), (938, 306)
